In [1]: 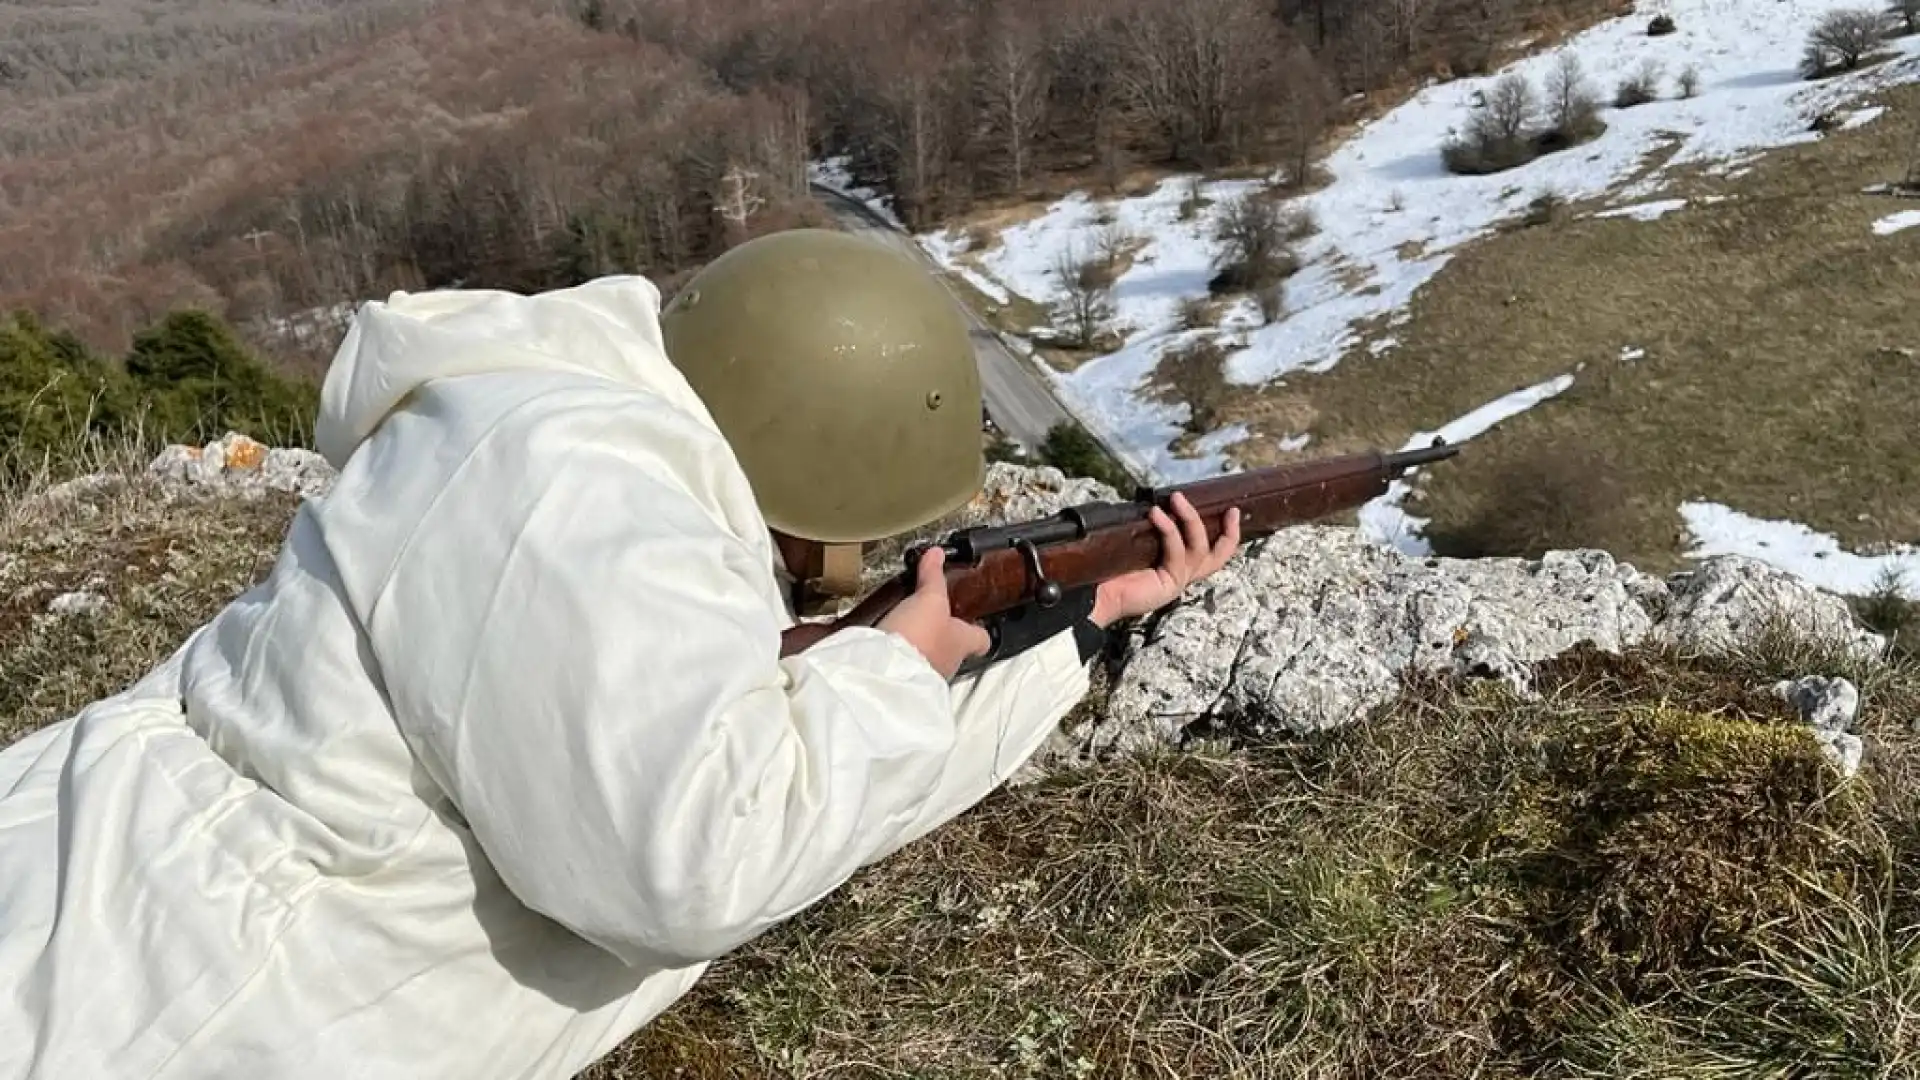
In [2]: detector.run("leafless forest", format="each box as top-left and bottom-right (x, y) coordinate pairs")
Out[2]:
(0, 0), (1619, 368)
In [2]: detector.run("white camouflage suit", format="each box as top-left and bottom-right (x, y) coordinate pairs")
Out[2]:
(0, 276), (1093, 1079)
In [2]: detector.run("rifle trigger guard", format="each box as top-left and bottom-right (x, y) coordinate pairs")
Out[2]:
(1012, 537), (1063, 609)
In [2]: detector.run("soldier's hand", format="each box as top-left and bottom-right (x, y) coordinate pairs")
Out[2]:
(1090, 494), (1240, 628)
(878, 546), (992, 679)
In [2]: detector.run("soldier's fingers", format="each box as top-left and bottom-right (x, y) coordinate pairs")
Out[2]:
(1172, 493), (1209, 561)
(1150, 506), (1188, 581)
(1211, 507), (1242, 568)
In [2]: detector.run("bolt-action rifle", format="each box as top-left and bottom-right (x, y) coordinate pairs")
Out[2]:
(780, 441), (1461, 676)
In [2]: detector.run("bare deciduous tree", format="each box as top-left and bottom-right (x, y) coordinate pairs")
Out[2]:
(1803, 7), (1888, 76)
(976, 14), (1051, 193)
(1276, 47), (1336, 188)
(1894, 0), (1920, 35)
(1052, 242), (1114, 349)
(1543, 50), (1599, 139)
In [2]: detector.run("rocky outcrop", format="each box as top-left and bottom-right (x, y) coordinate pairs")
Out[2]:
(147, 432), (335, 500)
(939, 467), (1885, 776)
(103, 445), (1886, 776)
(32, 433), (334, 516)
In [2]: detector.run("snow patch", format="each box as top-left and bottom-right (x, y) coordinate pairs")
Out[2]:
(1873, 209), (1920, 235)
(1841, 104), (1888, 129)
(1358, 374), (1577, 555)
(919, 230), (1012, 305)
(905, 0), (1920, 480)
(1680, 502), (1920, 599)
(1185, 424), (1252, 468)
(1595, 198), (1689, 221)
(808, 157), (906, 230)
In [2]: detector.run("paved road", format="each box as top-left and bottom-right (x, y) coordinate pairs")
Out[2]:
(808, 184), (1084, 457)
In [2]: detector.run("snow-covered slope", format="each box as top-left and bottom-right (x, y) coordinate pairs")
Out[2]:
(915, 0), (1920, 483)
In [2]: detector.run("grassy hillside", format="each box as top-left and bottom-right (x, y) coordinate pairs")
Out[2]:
(1257, 78), (1920, 574)
(3, 445), (1917, 1078)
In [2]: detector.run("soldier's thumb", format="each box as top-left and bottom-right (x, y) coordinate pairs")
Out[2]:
(917, 546), (950, 600)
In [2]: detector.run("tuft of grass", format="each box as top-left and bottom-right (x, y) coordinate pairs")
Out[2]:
(1854, 566), (1920, 662)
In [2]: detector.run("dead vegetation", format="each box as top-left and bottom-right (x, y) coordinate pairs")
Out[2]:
(604, 631), (1920, 1078)
(0, 436), (299, 745)
(6, 436), (1920, 1080)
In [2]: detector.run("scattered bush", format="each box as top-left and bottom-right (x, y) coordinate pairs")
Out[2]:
(1256, 284), (1286, 324)
(1648, 13), (1678, 35)
(1038, 422), (1132, 489)
(1614, 57), (1664, 108)
(1677, 62), (1702, 98)
(1178, 177), (1208, 221)
(1094, 222), (1138, 271)
(1177, 295), (1218, 331)
(1155, 336), (1231, 432)
(1854, 565), (1919, 659)
(1521, 188), (1566, 227)
(1442, 68), (1607, 176)
(1050, 244), (1115, 350)
(0, 309), (318, 476)
(1543, 52), (1603, 147)
(1209, 192), (1304, 295)
(1802, 7), (1888, 77)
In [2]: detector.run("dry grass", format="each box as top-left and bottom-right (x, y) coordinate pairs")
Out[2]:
(0, 435), (299, 746)
(595, 629), (1920, 1079)
(1224, 80), (1920, 572)
(7, 436), (1920, 1079)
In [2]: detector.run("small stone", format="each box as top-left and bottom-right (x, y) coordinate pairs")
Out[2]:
(48, 591), (106, 617)
(1814, 729), (1864, 779)
(1773, 675), (1860, 731)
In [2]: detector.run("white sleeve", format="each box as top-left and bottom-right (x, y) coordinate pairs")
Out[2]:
(862, 631), (1091, 864)
(370, 407), (998, 972)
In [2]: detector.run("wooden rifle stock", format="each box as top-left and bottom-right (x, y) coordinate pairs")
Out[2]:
(779, 441), (1460, 661)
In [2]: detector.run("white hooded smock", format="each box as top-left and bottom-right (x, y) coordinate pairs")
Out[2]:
(0, 275), (1092, 1079)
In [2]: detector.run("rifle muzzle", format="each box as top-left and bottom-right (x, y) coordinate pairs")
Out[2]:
(1383, 440), (1460, 474)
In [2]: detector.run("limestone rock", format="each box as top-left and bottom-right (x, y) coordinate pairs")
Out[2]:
(1775, 674), (1864, 779)
(48, 590), (106, 618)
(1773, 675), (1860, 732)
(1656, 556), (1884, 662)
(148, 432), (335, 500)
(1097, 529), (1662, 751)
(963, 463), (1119, 527)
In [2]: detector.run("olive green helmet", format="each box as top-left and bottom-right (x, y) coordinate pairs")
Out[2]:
(659, 228), (984, 545)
